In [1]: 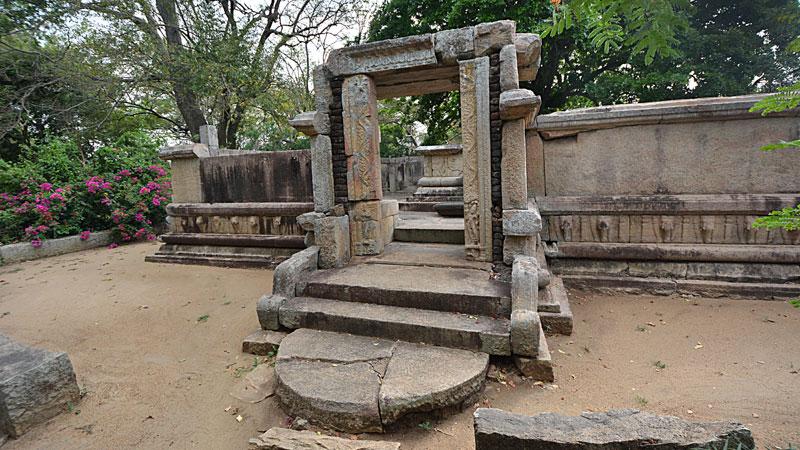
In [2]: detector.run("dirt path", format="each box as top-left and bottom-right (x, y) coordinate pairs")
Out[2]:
(1, 242), (798, 449)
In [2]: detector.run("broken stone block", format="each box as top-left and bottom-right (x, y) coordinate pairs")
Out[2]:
(434, 26), (475, 64)
(501, 118), (528, 209)
(512, 256), (539, 311)
(380, 199), (399, 218)
(273, 246), (319, 298)
(310, 135), (335, 213)
(499, 44), (519, 91)
(257, 294), (286, 331)
(315, 215), (351, 269)
(242, 329), (287, 355)
(499, 88), (540, 121)
(288, 111), (318, 136)
(510, 309), (541, 357)
(503, 208), (542, 236)
(513, 322), (553, 381)
(474, 20), (516, 57)
(474, 408), (754, 450)
(514, 33), (542, 67)
(349, 200), (384, 256)
(342, 75), (383, 201)
(503, 235), (536, 265)
(296, 212), (325, 232)
(251, 428), (401, 449)
(230, 364), (276, 404)
(313, 64), (334, 113)
(327, 34), (437, 76)
(0, 336), (80, 439)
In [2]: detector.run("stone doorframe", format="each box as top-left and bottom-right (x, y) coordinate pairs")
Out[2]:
(291, 20), (543, 266)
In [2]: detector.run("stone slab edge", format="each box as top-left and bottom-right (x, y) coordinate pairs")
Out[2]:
(1, 230), (114, 266)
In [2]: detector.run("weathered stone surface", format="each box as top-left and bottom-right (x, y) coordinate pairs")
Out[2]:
(416, 176), (463, 187)
(229, 364), (275, 403)
(503, 235), (536, 265)
(280, 297), (511, 355)
(500, 89), (540, 121)
(435, 27), (475, 64)
(273, 246), (319, 297)
(434, 202), (464, 217)
(310, 135), (335, 212)
(273, 329), (490, 433)
(510, 309), (540, 357)
(278, 329), (396, 363)
(350, 200), (384, 256)
(297, 212), (325, 232)
(313, 65), (334, 113)
(503, 208), (541, 236)
(379, 341), (488, 425)
(474, 408), (754, 450)
(511, 256), (539, 311)
(525, 130), (546, 196)
(459, 57), (493, 262)
(380, 199), (400, 217)
(1, 230), (113, 266)
(499, 44), (519, 91)
(198, 124), (219, 156)
(327, 34), (437, 76)
(276, 358), (385, 433)
(342, 75), (383, 201)
(0, 337), (80, 438)
(257, 294), (286, 330)
(242, 329), (286, 355)
(315, 215), (351, 269)
(289, 111), (318, 136)
(514, 33), (542, 67)
(518, 63), (539, 82)
(501, 119), (528, 209)
(250, 428), (401, 450)
(474, 20), (516, 57)
(513, 324), (553, 381)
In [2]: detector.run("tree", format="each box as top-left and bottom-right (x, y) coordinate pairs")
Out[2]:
(367, 0), (800, 143)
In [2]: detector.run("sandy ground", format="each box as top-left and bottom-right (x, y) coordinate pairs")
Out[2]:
(0, 241), (798, 449)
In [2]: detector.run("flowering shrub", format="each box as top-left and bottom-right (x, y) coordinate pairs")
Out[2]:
(0, 132), (170, 247)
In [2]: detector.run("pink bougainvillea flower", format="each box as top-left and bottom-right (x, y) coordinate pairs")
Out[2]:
(146, 233), (156, 241)
(107, 243), (119, 249)
(35, 203), (49, 213)
(49, 192), (64, 201)
(80, 230), (91, 241)
(134, 212), (145, 222)
(139, 187), (151, 195)
(30, 239), (43, 248)
(39, 182), (53, 192)
(152, 196), (161, 206)
(119, 169), (131, 177)
(101, 197), (112, 206)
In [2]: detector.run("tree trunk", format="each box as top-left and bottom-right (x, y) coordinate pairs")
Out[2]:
(156, 0), (207, 140)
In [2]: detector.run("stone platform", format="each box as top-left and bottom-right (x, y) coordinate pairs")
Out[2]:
(393, 211), (465, 244)
(275, 329), (488, 432)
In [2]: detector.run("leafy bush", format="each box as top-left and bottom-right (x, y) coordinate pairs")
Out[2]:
(0, 131), (170, 247)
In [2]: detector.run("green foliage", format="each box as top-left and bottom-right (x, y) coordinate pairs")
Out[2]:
(752, 206), (800, 231)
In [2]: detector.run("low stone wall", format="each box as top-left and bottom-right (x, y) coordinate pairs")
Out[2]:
(0, 230), (113, 266)
(526, 95), (800, 294)
(380, 156), (423, 193)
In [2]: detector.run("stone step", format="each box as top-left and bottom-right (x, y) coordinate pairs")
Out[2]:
(145, 244), (293, 269)
(394, 212), (464, 244)
(303, 262), (510, 317)
(540, 277), (574, 336)
(274, 329), (489, 433)
(279, 297), (511, 355)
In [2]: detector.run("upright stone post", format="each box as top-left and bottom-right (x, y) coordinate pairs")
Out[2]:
(198, 125), (219, 156)
(159, 143), (209, 204)
(459, 57), (493, 262)
(342, 74), (385, 256)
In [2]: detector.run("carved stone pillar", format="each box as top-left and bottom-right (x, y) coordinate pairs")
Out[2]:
(342, 74), (383, 202)
(459, 57), (493, 262)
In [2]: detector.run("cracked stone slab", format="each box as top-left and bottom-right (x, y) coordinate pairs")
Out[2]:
(474, 408), (754, 449)
(274, 329), (490, 433)
(277, 329), (396, 363)
(379, 342), (488, 425)
(251, 428), (400, 449)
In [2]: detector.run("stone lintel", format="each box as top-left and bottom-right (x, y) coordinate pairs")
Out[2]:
(159, 143), (210, 160)
(415, 144), (463, 156)
(434, 26), (475, 64)
(474, 20), (516, 57)
(327, 34), (437, 77)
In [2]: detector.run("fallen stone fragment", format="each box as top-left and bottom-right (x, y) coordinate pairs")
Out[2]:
(242, 329), (286, 356)
(230, 364), (275, 404)
(474, 408), (754, 450)
(250, 427), (400, 449)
